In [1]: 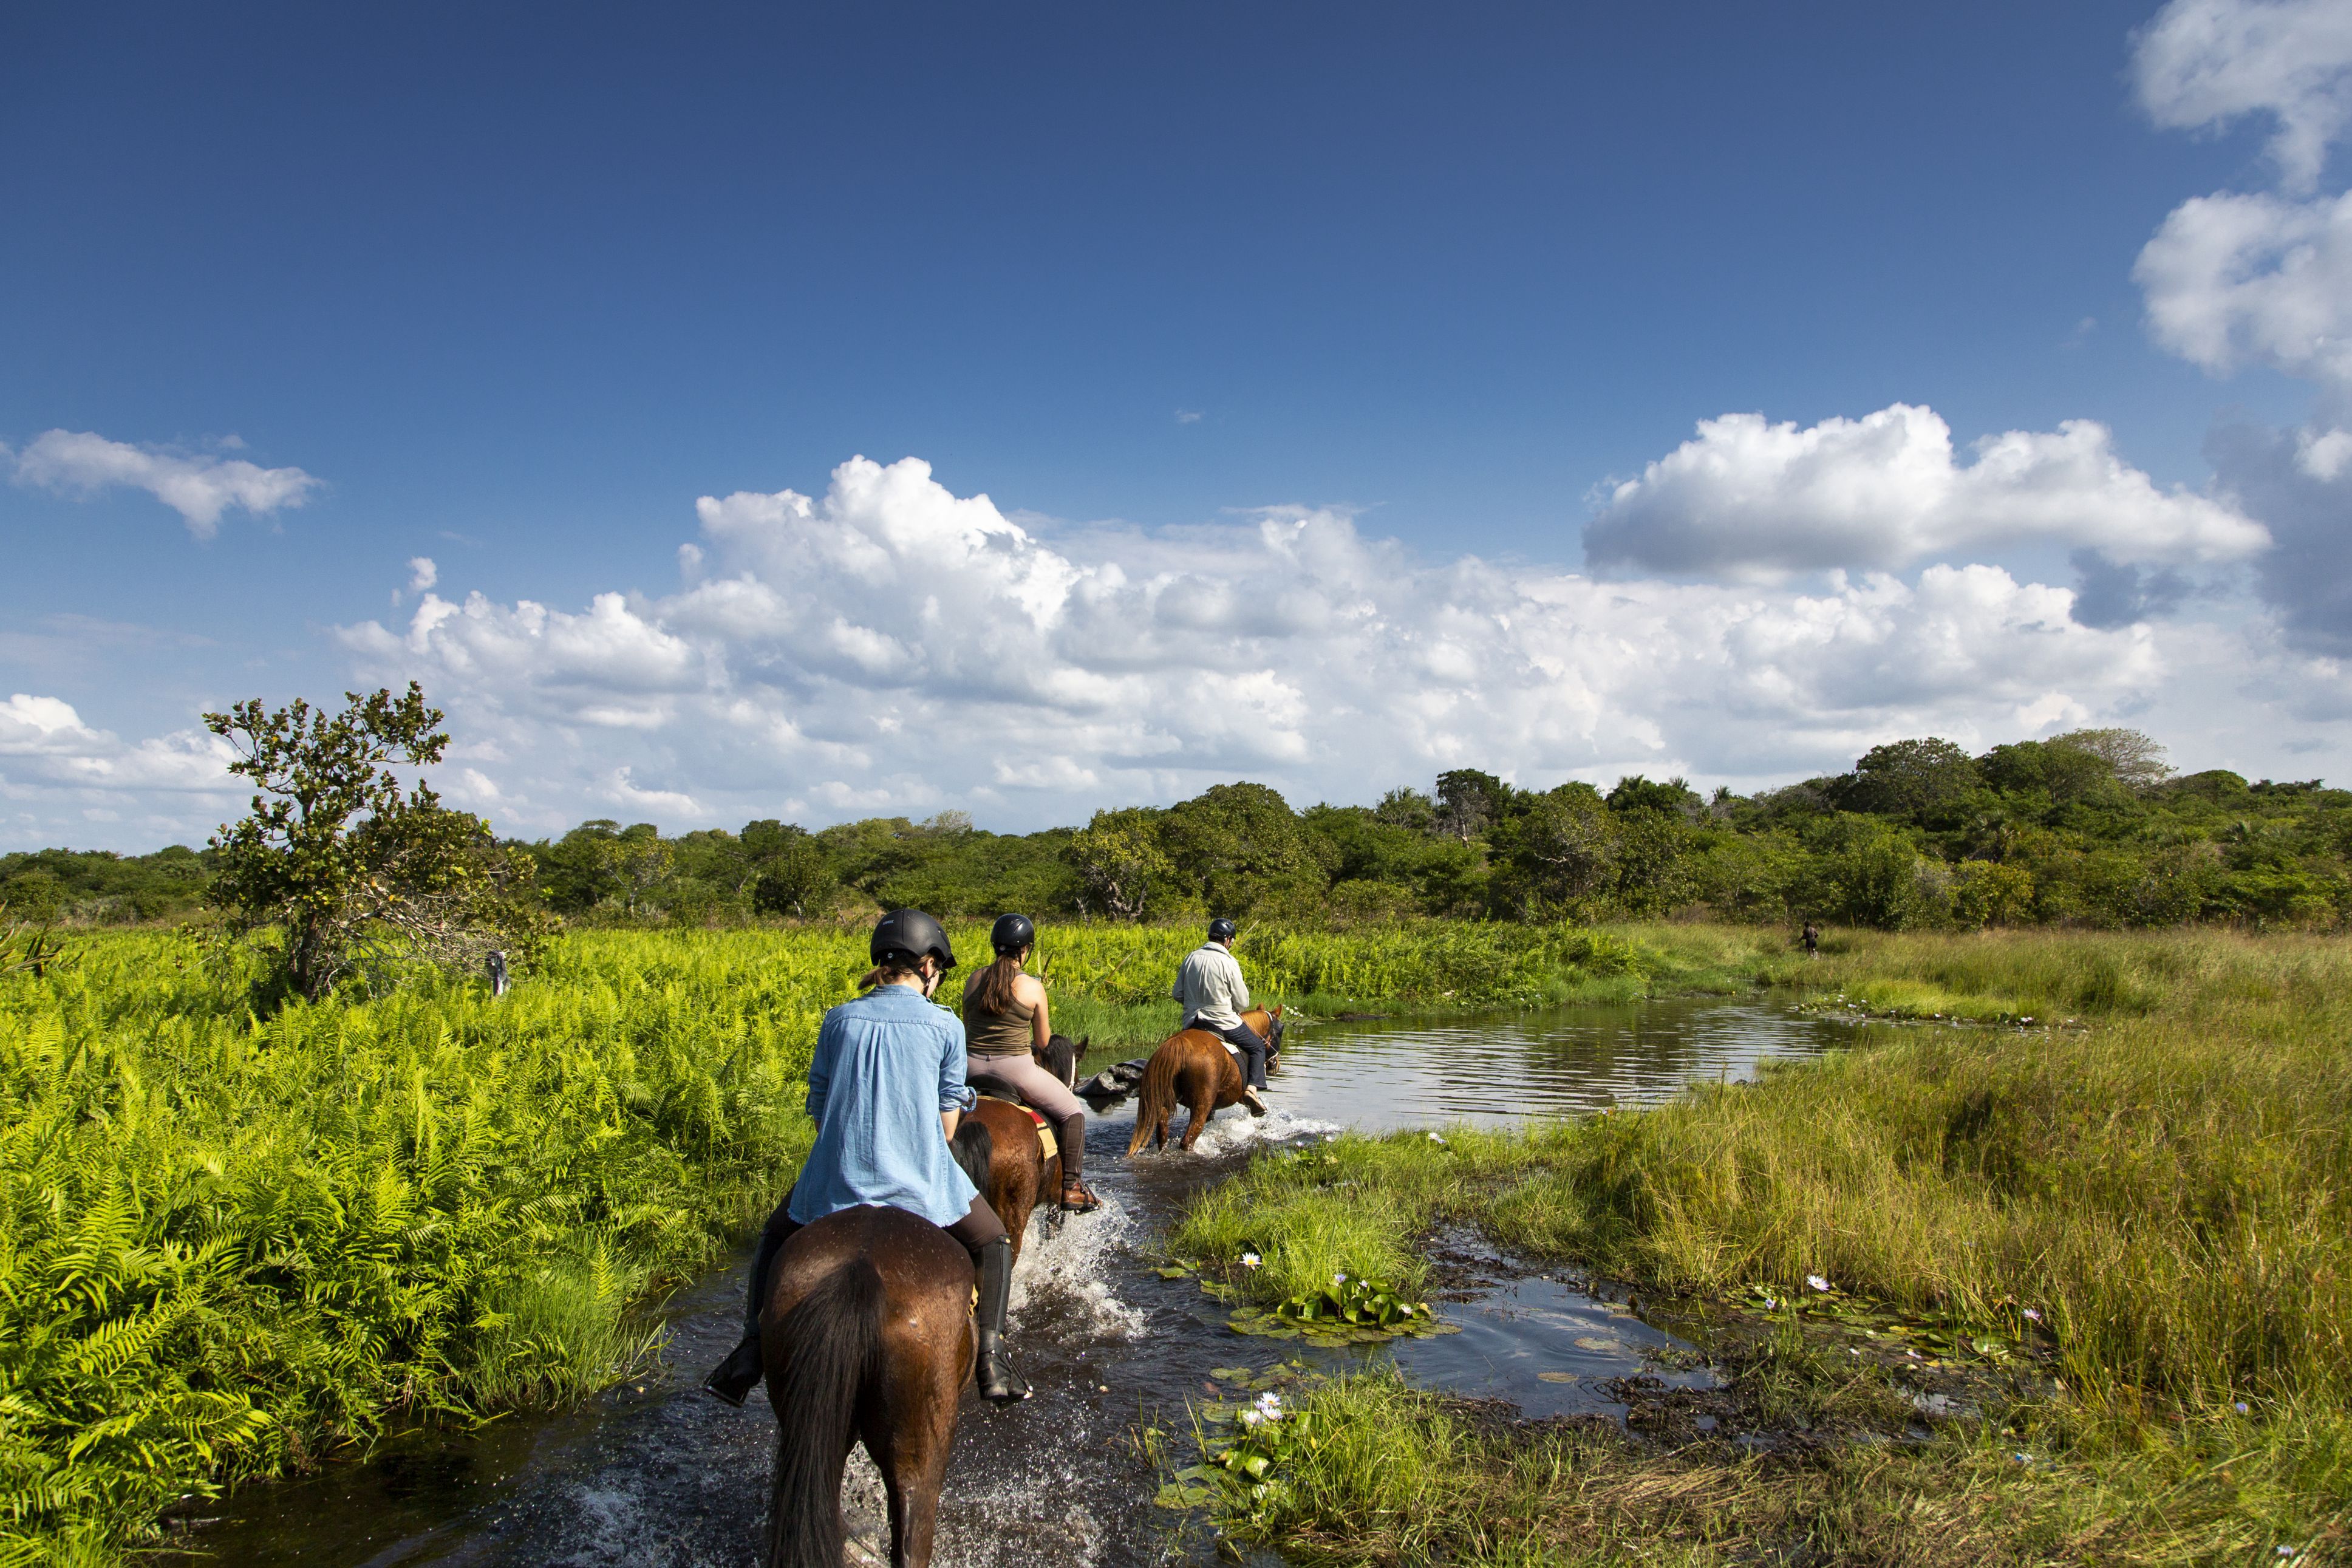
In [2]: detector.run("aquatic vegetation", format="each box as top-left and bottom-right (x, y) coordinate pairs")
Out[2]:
(1179, 925), (2352, 1556)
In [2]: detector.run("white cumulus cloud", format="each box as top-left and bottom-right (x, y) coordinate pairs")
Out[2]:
(2136, 188), (2352, 390)
(1581, 404), (2266, 580)
(2133, 0), (2352, 193)
(0, 694), (236, 794)
(327, 454), (2181, 834)
(408, 556), (438, 591)
(10, 430), (321, 539)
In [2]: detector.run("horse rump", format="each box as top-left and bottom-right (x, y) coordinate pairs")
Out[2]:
(765, 1256), (884, 1568)
(1123, 1039), (1192, 1156)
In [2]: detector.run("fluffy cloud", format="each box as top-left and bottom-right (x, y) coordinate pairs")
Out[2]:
(1581, 404), (2266, 580)
(2133, 0), (2352, 192)
(327, 455), (2178, 833)
(2136, 188), (2352, 390)
(0, 694), (236, 802)
(10, 429), (320, 538)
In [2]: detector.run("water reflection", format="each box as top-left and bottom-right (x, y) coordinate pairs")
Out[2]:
(1272, 995), (1850, 1127)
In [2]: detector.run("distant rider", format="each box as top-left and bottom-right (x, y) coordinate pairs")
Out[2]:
(703, 909), (1031, 1407)
(1173, 916), (1270, 1116)
(964, 913), (1102, 1213)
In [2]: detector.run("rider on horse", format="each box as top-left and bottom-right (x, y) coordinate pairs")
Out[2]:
(704, 909), (1032, 1407)
(1173, 917), (1270, 1116)
(963, 913), (1102, 1213)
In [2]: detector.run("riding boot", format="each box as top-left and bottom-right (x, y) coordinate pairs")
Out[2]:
(703, 1207), (794, 1406)
(972, 1236), (1031, 1403)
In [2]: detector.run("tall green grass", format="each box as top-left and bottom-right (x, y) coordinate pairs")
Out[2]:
(1179, 926), (2352, 1556)
(0, 917), (1650, 1563)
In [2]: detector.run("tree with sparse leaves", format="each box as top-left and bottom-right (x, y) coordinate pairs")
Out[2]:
(205, 683), (541, 1002)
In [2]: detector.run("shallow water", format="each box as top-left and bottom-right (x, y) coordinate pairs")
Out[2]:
(166, 997), (1852, 1567)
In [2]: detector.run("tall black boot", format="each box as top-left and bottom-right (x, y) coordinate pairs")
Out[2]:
(973, 1237), (1031, 1403)
(703, 1220), (788, 1407)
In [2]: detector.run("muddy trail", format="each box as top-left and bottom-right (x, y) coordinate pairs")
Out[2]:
(168, 997), (1853, 1568)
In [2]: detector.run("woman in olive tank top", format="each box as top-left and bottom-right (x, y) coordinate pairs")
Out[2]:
(963, 913), (1099, 1212)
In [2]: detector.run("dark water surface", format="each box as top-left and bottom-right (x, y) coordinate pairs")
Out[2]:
(168, 998), (1852, 1567)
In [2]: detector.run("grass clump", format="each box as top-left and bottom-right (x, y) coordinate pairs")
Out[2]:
(1179, 926), (2352, 1558)
(1204, 1371), (2326, 1566)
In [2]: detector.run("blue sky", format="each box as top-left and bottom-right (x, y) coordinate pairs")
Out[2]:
(4, 1), (2351, 848)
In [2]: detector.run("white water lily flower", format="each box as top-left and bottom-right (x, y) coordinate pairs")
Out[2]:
(1807, 1275), (1830, 1292)
(2022, 1307), (2042, 1323)
(1240, 1252), (1262, 1268)
(1238, 1407), (1266, 1428)
(1333, 1272), (1347, 1286)
(1427, 1132), (1448, 1145)
(1256, 1392), (1283, 1414)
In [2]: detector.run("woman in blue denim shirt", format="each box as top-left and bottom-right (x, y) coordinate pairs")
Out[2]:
(705, 910), (1031, 1405)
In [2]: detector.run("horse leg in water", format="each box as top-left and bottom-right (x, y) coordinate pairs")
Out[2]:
(860, 1283), (974, 1568)
(1176, 1058), (1219, 1152)
(761, 1208), (975, 1568)
(970, 1097), (1042, 1269)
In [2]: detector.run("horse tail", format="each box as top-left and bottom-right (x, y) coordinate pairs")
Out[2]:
(765, 1258), (884, 1568)
(951, 1116), (995, 1195)
(1125, 1041), (1184, 1156)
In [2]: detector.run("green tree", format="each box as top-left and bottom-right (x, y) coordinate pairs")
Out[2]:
(1488, 783), (1617, 917)
(745, 821), (839, 918)
(205, 684), (538, 1001)
(1604, 774), (1702, 819)
(1433, 769), (1513, 845)
(1063, 807), (1173, 919)
(1160, 782), (1328, 915)
(1833, 738), (1982, 820)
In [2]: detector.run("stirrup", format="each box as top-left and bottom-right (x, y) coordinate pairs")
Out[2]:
(701, 1336), (764, 1408)
(977, 1346), (1032, 1403)
(1058, 1181), (1102, 1214)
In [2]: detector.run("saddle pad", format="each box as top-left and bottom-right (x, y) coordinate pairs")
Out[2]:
(975, 1095), (1058, 1163)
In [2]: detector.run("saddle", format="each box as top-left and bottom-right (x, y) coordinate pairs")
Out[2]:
(974, 1094), (1058, 1162)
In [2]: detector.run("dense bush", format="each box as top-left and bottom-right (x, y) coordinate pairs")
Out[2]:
(18, 727), (2352, 934)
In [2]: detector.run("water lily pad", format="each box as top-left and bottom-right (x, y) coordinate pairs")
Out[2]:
(1572, 1335), (1625, 1352)
(1153, 1265), (1195, 1279)
(1536, 1371), (1580, 1384)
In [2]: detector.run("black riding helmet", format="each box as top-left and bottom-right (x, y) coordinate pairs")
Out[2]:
(990, 913), (1036, 954)
(871, 908), (956, 970)
(1207, 916), (1238, 944)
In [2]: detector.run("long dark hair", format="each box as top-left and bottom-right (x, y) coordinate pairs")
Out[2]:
(967, 945), (1029, 1016)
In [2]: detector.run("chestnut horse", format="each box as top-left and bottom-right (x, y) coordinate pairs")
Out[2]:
(967, 1032), (1083, 1266)
(758, 1204), (976, 1568)
(1123, 1006), (1285, 1154)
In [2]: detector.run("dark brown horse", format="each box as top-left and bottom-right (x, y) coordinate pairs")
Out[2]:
(760, 1205), (975, 1568)
(1123, 1006), (1284, 1154)
(968, 1032), (1083, 1266)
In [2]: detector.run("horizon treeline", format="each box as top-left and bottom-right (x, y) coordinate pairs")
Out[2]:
(7, 728), (2351, 932)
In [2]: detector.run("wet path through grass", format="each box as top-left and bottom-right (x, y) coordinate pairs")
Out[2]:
(169, 998), (1849, 1567)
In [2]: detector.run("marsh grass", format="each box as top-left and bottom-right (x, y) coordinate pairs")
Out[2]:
(1213, 1371), (2320, 1567)
(1179, 925), (2352, 1558)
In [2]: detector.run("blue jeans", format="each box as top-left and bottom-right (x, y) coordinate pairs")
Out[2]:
(1202, 1020), (1269, 1090)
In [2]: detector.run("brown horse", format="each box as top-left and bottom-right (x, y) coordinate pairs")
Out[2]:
(1124, 1006), (1284, 1154)
(759, 1204), (975, 1568)
(967, 1032), (1083, 1266)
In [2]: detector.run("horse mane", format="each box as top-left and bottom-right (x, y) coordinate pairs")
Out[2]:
(1039, 1032), (1082, 1089)
(766, 1259), (884, 1568)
